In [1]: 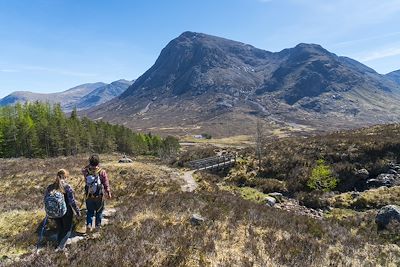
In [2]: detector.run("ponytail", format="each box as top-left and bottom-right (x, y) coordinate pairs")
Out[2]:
(55, 169), (69, 194)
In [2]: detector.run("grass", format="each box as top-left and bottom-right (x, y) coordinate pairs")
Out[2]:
(330, 186), (400, 209)
(1, 154), (400, 266)
(0, 209), (45, 259)
(219, 185), (269, 204)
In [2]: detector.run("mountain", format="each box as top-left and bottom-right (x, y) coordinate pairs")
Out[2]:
(85, 32), (400, 137)
(0, 80), (133, 111)
(386, 70), (400, 85)
(66, 79), (133, 110)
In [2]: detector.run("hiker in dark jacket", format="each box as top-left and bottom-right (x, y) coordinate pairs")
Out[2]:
(82, 154), (111, 233)
(44, 169), (81, 251)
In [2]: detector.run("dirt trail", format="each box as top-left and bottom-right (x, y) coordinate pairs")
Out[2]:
(157, 164), (198, 192)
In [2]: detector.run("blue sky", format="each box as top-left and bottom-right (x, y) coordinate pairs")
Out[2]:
(0, 0), (400, 98)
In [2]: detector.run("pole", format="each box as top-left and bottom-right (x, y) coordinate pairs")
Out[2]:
(36, 216), (48, 250)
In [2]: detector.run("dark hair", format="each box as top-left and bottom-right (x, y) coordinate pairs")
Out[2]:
(89, 154), (100, 166)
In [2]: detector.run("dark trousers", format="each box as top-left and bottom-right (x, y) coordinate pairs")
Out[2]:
(54, 207), (73, 249)
(86, 197), (104, 227)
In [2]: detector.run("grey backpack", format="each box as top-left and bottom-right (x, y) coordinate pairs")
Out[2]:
(44, 190), (67, 218)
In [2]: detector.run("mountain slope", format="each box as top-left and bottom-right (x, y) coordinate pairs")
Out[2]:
(86, 32), (400, 137)
(0, 80), (132, 111)
(387, 70), (400, 85)
(68, 79), (134, 110)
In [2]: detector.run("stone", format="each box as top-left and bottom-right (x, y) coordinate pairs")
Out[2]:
(265, 196), (276, 207)
(354, 168), (369, 180)
(119, 157), (133, 163)
(269, 192), (283, 202)
(190, 214), (205, 226)
(375, 205), (400, 230)
(388, 163), (400, 171)
(367, 173), (400, 188)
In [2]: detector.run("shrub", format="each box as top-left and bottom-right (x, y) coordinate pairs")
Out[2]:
(307, 159), (337, 192)
(297, 191), (330, 209)
(253, 178), (288, 194)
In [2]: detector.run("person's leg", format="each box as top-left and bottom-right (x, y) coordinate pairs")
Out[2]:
(54, 218), (63, 244)
(57, 208), (73, 250)
(86, 199), (95, 229)
(95, 199), (104, 228)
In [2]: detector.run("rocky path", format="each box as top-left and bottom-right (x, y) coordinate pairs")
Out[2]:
(157, 165), (198, 192)
(66, 207), (117, 245)
(181, 170), (197, 192)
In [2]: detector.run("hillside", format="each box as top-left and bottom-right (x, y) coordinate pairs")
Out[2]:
(85, 32), (400, 137)
(1, 153), (399, 266)
(387, 70), (400, 85)
(0, 79), (133, 112)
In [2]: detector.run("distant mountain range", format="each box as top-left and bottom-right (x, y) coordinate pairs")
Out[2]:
(0, 79), (133, 111)
(84, 31), (400, 137)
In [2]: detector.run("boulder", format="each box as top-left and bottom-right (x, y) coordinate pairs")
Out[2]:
(367, 173), (400, 188)
(388, 163), (400, 172)
(190, 214), (205, 226)
(354, 168), (369, 180)
(119, 157), (133, 163)
(375, 205), (400, 230)
(350, 191), (360, 199)
(269, 192), (283, 202)
(265, 196), (276, 207)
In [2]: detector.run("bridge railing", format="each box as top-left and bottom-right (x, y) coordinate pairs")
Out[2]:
(187, 154), (236, 171)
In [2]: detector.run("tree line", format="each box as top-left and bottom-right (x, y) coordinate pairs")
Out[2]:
(0, 102), (179, 158)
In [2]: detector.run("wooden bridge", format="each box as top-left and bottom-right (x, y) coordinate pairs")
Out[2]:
(186, 154), (236, 171)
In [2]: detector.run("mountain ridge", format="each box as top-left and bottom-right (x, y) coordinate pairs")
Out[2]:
(386, 70), (400, 85)
(0, 79), (133, 111)
(85, 32), (400, 137)
(2, 31), (398, 136)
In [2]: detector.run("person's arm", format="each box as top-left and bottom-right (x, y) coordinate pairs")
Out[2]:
(82, 166), (89, 177)
(65, 184), (81, 216)
(100, 169), (111, 198)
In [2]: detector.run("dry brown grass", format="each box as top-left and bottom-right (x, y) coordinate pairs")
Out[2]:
(1, 155), (400, 266)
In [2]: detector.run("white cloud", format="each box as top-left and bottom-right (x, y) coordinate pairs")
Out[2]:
(332, 31), (400, 48)
(360, 46), (400, 62)
(0, 69), (19, 73)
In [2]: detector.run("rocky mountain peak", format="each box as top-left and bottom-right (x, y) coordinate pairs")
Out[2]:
(98, 32), (400, 137)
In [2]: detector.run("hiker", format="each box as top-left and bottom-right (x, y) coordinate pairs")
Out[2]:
(82, 154), (111, 234)
(44, 169), (81, 251)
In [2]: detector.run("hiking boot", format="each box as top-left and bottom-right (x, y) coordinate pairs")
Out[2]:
(85, 226), (93, 235)
(94, 225), (101, 232)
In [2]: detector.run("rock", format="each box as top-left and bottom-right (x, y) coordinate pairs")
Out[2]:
(367, 173), (400, 188)
(119, 157), (133, 163)
(354, 168), (369, 180)
(375, 205), (400, 230)
(190, 214), (205, 226)
(350, 191), (360, 199)
(388, 163), (400, 172)
(265, 196), (276, 207)
(269, 192), (283, 202)
(387, 169), (398, 175)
